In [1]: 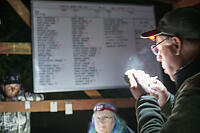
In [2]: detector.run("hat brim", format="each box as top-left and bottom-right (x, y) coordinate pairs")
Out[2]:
(140, 29), (161, 38)
(140, 29), (175, 39)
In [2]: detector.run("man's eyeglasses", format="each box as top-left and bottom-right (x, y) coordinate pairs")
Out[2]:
(151, 37), (170, 55)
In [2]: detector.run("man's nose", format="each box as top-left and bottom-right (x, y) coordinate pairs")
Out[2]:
(11, 87), (15, 91)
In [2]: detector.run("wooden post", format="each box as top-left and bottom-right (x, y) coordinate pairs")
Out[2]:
(7, 0), (31, 27)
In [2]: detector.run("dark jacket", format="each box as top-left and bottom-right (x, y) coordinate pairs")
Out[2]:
(136, 55), (200, 133)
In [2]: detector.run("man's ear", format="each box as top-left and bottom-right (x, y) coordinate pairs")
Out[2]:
(171, 36), (182, 55)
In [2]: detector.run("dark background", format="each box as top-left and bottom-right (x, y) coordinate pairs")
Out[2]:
(0, 0), (175, 132)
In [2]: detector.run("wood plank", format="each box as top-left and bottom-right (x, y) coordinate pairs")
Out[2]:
(84, 90), (102, 98)
(0, 42), (31, 55)
(173, 0), (200, 8)
(153, 0), (177, 4)
(7, 0), (31, 27)
(0, 98), (135, 112)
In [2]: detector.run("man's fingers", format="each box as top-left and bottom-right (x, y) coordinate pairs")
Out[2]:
(125, 69), (137, 88)
(129, 73), (137, 88)
(149, 89), (159, 99)
(149, 83), (161, 92)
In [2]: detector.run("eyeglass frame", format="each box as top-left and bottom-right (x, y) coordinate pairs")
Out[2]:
(151, 36), (172, 55)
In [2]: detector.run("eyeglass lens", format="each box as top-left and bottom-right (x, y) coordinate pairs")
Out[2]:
(150, 37), (170, 55)
(151, 45), (159, 55)
(96, 116), (113, 122)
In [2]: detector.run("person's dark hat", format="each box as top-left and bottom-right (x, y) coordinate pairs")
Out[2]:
(2, 73), (21, 85)
(141, 7), (200, 39)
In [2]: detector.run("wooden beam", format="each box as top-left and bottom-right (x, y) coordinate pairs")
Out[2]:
(0, 42), (31, 55)
(153, 0), (179, 4)
(84, 90), (102, 98)
(154, 0), (200, 9)
(7, 0), (31, 27)
(0, 98), (135, 112)
(173, 0), (200, 8)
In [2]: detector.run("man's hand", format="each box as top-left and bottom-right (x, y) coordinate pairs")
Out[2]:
(125, 69), (169, 107)
(125, 69), (152, 100)
(149, 79), (169, 107)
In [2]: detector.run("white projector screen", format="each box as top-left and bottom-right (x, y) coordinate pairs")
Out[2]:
(31, 0), (161, 93)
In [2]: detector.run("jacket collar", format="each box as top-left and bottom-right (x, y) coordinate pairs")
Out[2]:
(174, 54), (200, 89)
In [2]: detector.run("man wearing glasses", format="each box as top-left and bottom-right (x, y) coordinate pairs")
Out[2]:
(125, 6), (200, 133)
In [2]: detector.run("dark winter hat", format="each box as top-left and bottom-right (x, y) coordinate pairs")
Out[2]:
(141, 7), (200, 39)
(2, 73), (21, 85)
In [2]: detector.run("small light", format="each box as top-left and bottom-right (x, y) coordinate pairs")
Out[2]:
(149, 36), (155, 41)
